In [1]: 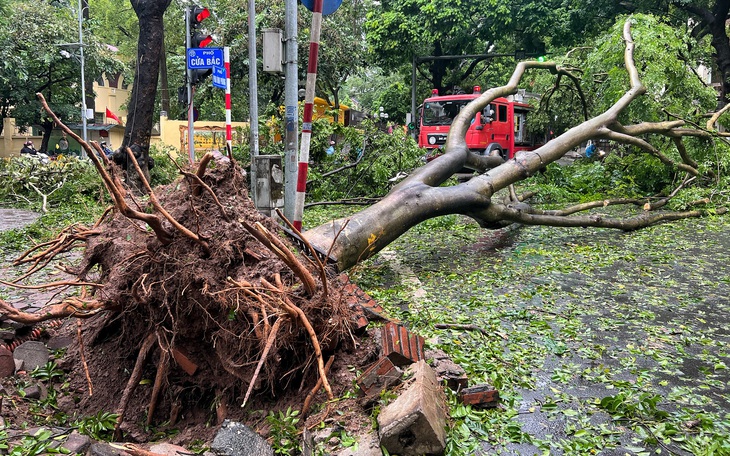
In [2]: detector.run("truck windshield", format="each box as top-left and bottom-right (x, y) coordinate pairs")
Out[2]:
(422, 100), (470, 126)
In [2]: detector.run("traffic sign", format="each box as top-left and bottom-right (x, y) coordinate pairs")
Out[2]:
(300, 0), (343, 15)
(212, 65), (226, 89)
(187, 48), (224, 69)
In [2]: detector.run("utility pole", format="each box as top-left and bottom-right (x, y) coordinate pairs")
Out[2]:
(186, 7), (194, 163)
(283, 0), (298, 220)
(248, 0), (260, 204)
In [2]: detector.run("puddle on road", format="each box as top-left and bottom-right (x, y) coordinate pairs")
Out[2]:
(0, 208), (41, 232)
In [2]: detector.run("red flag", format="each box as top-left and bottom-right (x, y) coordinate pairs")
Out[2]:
(106, 108), (122, 125)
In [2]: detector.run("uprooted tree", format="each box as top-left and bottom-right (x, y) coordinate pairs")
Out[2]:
(0, 17), (727, 438)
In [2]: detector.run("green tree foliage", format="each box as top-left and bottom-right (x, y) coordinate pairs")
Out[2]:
(530, 14), (716, 136)
(0, 0), (122, 148)
(306, 118), (423, 201)
(363, 0), (635, 95)
(524, 14), (727, 207)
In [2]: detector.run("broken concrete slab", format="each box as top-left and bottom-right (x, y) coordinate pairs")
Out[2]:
(303, 427), (382, 456)
(59, 431), (92, 454)
(150, 442), (192, 455)
(211, 420), (274, 456)
(12, 340), (49, 372)
(377, 360), (447, 456)
(356, 356), (402, 397)
(426, 349), (468, 391)
(0, 345), (15, 377)
(87, 442), (127, 456)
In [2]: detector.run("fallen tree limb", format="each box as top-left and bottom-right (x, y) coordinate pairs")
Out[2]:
(0, 297), (107, 324)
(36, 93), (174, 245)
(126, 147), (210, 254)
(241, 221), (317, 296)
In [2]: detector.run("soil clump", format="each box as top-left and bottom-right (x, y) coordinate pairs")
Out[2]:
(1, 155), (374, 445)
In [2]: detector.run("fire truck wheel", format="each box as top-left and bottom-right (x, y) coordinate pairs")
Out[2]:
(484, 143), (505, 160)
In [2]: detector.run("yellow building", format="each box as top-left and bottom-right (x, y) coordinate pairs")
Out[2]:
(1, 73), (130, 158)
(1, 73), (251, 159)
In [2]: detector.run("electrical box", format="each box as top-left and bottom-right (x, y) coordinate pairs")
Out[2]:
(254, 155), (284, 216)
(262, 28), (283, 73)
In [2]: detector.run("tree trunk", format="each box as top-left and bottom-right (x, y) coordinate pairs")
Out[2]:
(121, 0), (171, 191)
(674, 0), (730, 105)
(708, 0), (730, 105)
(83, 0), (95, 115)
(40, 119), (54, 154)
(159, 35), (170, 115)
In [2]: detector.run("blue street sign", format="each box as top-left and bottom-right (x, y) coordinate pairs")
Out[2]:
(187, 48), (224, 69)
(300, 0), (343, 16)
(212, 65), (226, 89)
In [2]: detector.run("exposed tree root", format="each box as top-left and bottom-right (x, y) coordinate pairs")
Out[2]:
(242, 221), (317, 296)
(302, 356), (335, 416)
(242, 317), (283, 408)
(0, 94), (357, 440)
(147, 343), (170, 426)
(77, 321), (93, 396)
(114, 332), (157, 440)
(0, 297), (106, 324)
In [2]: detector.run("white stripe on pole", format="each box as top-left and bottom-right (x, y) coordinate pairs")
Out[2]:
(292, 0), (323, 231)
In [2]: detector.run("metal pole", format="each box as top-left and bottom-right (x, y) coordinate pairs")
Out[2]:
(225, 47), (232, 156)
(78, 0), (87, 146)
(292, 0), (323, 231)
(283, 0), (298, 221)
(186, 8), (195, 163)
(411, 55), (417, 141)
(248, 0), (260, 204)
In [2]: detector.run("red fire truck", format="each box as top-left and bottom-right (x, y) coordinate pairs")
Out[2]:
(418, 86), (539, 160)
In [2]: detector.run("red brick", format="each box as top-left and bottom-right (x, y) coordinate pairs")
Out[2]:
(459, 384), (500, 408)
(355, 356), (402, 396)
(352, 314), (369, 333)
(362, 299), (386, 320)
(172, 347), (198, 376)
(382, 322), (424, 367)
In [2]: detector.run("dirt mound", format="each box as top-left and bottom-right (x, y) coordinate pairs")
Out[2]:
(33, 155), (364, 441)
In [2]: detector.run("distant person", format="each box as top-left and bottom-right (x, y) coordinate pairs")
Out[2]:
(325, 140), (335, 156)
(57, 136), (69, 154)
(20, 140), (37, 155)
(100, 141), (113, 157)
(585, 140), (596, 158)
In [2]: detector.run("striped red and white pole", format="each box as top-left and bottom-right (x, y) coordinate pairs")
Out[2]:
(224, 47), (232, 156)
(292, 0), (323, 232)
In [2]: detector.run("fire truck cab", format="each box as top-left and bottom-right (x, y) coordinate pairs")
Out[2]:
(418, 87), (537, 160)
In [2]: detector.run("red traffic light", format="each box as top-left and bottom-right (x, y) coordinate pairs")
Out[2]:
(192, 32), (213, 48)
(191, 7), (210, 26)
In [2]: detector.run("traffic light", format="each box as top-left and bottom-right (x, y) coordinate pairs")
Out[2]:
(189, 6), (212, 48)
(190, 68), (212, 84)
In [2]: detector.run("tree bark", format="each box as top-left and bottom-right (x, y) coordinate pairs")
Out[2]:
(121, 0), (172, 191)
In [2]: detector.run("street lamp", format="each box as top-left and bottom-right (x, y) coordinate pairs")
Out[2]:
(58, 0), (88, 148)
(78, 0), (88, 145)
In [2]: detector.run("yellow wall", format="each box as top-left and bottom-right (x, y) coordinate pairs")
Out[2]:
(155, 116), (249, 157)
(1, 74), (131, 158)
(1, 73), (250, 158)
